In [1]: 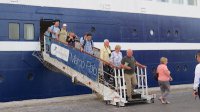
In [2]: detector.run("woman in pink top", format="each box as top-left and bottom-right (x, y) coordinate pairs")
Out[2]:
(157, 57), (173, 104)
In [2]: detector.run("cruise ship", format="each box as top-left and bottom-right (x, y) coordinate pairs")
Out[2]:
(0, 0), (200, 102)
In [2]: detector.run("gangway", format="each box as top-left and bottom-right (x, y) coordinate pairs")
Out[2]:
(33, 36), (155, 107)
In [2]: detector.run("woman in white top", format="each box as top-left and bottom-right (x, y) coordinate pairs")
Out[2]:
(109, 45), (122, 68)
(193, 51), (200, 99)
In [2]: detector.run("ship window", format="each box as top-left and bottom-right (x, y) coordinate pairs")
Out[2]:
(167, 30), (171, 37)
(132, 29), (137, 37)
(24, 24), (34, 40)
(172, 0), (184, 4)
(90, 26), (96, 33)
(9, 23), (19, 40)
(157, 0), (169, 2)
(183, 65), (188, 71)
(187, 0), (197, 6)
(0, 74), (4, 83)
(27, 72), (34, 81)
(176, 65), (180, 72)
(175, 30), (179, 37)
(150, 29), (154, 36)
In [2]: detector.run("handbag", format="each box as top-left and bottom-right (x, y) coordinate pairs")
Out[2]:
(154, 73), (159, 81)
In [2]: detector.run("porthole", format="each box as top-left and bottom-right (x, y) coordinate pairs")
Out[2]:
(175, 30), (179, 37)
(91, 26), (96, 33)
(167, 30), (171, 37)
(176, 65), (180, 72)
(150, 29), (154, 36)
(132, 29), (137, 36)
(183, 65), (188, 72)
(27, 73), (34, 81)
(0, 75), (4, 83)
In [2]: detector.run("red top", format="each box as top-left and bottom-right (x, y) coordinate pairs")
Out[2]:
(157, 64), (171, 81)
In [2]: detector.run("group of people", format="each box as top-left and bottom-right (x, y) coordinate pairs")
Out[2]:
(45, 20), (94, 55)
(99, 40), (147, 101)
(45, 20), (200, 103)
(98, 37), (174, 103)
(45, 20), (77, 47)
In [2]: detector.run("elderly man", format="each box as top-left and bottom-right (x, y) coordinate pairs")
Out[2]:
(100, 39), (111, 62)
(100, 39), (112, 84)
(48, 20), (60, 40)
(121, 49), (146, 101)
(59, 23), (68, 43)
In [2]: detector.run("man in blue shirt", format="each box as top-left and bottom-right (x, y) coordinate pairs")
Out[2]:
(48, 20), (60, 40)
(80, 33), (94, 55)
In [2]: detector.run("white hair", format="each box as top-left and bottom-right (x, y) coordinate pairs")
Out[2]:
(104, 39), (109, 43)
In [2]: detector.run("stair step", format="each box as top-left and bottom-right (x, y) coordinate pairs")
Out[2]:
(127, 98), (147, 103)
(132, 94), (142, 99)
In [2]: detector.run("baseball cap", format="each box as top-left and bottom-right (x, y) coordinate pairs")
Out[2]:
(63, 23), (67, 27)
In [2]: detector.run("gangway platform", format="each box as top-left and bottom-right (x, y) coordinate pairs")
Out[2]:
(33, 36), (155, 107)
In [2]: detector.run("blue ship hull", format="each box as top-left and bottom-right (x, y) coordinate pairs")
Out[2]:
(0, 3), (199, 101)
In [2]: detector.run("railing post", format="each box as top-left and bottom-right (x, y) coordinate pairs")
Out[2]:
(121, 69), (126, 101)
(114, 68), (118, 90)
(118, 69), (123, 99)
(44, 36), (46, 52)
(144, 68), (148, 95)
(137, 67), (140, 88)
(140, 68), (144, 96)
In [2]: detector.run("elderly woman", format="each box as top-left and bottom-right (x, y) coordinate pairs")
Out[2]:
(157, 57), (173, 104)
(109, 45), (122, 68)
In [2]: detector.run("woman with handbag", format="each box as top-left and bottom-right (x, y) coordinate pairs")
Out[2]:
(156, 57), (173, 104)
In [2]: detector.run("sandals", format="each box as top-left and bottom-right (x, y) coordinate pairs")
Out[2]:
(165, 100), (170, 104)
(158, 97), (166, 104)
(159, 97), (171, 104)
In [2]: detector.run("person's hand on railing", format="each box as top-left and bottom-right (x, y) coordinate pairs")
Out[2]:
(136, 61), (146, 69)
(109, 63), (114, 68)
(80, 47), (84, 52)
(121, 64), (131, 70)
(141, 65), (147, 68)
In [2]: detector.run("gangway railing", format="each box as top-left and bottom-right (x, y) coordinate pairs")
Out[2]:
(33, 35), (155, 106)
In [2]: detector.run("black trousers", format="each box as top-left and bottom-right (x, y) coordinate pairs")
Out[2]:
(103, 65), (112, 82)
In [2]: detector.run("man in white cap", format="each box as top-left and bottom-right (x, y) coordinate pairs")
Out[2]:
(59, 23), (68, 43)
(48, 20), (60, 39)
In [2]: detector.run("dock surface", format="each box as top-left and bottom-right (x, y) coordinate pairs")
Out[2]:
(0, 87), (199, 112)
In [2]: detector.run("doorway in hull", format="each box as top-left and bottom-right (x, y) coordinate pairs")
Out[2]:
(40, 19), (55, 51)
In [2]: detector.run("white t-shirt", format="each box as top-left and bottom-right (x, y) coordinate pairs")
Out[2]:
(193, 63), (200, 90)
